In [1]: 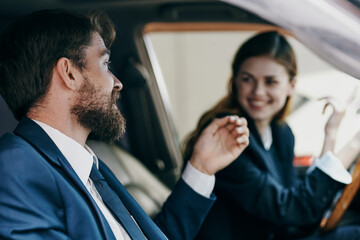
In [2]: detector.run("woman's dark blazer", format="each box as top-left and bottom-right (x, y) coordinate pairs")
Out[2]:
(196, 117), (344, 240)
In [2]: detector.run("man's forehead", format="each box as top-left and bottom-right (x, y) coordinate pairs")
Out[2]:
(101, 48), (111, 57)
(89, 32), (110, 56)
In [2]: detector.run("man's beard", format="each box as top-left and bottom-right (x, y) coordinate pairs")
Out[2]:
(71, 80), (126, 143)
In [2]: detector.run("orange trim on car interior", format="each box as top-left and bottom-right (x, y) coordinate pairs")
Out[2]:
(293, 155), (314, 167)
(321, 155), (360, 232)
(143, 22), (293, 35)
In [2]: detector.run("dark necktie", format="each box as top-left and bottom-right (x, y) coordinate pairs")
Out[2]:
(90, 163), (146, 240)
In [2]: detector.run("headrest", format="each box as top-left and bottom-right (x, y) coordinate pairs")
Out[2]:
(0, 94), (17, 137)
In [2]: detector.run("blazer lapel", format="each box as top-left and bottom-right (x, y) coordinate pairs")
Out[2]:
(14, 117), (116, 240)
(271, 121), (296, 187)
(99, 161), (167, 240)
(246, 119), (283, 183)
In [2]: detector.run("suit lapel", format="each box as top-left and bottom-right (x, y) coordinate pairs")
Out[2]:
(58, 157), (116, 240)
(247, 119), (283, 183)
(248, 134), (282, 182)
(14, 117), (116, 240)
(99, 161), (167, 240)
(271, 121), (295, 186)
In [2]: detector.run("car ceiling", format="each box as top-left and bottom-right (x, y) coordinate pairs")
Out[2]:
(0, 0), (223, 16)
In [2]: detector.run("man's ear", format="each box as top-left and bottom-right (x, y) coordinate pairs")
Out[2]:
(56, 57), (81, 90)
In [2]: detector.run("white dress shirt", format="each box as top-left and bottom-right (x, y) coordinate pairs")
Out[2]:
(33, 120), (215, 239)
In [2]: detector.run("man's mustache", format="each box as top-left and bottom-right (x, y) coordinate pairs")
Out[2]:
(111, 90), (120, 104)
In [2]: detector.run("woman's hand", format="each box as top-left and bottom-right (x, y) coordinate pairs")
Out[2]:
(320, 89), (358, 156)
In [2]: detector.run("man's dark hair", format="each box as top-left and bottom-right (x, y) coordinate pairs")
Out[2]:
(0, 9), (115, 120)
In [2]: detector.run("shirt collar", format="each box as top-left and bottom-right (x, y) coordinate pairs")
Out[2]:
(33, 120), (96, 186)
(261, 125), (273, 150)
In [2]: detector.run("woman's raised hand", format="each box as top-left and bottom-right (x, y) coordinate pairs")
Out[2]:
(320, 88), (359, 155)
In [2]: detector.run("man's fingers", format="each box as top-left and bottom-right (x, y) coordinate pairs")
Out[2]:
(206, 115), (245, 135)
(236, 117), (246, 127)
(237, 135), (249, 145)
(204, 116), (233, 134)
(231, 124), (249, 144)
(231, 126), (245, 137)
(226, 119), (237, 132)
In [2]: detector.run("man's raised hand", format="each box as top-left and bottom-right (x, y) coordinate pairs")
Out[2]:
(189, 115), (249, 175)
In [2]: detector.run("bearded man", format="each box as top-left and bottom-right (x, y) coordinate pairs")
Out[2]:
(0, 9), (249, 240)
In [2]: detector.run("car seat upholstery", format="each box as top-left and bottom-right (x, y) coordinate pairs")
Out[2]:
(0, 95), (17, 137)
(87, 140), (171, 218)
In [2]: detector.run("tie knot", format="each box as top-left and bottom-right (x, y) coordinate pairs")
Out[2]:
(89, 163), (105, 182)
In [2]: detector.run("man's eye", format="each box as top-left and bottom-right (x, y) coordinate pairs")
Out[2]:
(105, 60), (111, 69)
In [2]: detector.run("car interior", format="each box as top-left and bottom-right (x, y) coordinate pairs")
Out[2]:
(0, 0), (278, 219)
(1, 0), (360, 228)
(0, 0), (262, 218)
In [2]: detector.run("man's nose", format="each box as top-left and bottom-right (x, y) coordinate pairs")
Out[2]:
(111, 72), (123, 91)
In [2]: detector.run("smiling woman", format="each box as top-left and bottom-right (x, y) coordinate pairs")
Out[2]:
(146, 23), (360, 159)
(174, 30), (359, 240)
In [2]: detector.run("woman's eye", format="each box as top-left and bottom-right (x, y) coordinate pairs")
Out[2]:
(240, 76), (251, 82)
(266, 78), (277, 85)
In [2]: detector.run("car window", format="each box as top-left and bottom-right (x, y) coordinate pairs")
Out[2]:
(143, 23), (360, 158)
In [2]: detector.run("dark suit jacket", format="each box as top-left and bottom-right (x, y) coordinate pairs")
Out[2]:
(196, 118), (344, 240)
(0, 118), (215, 240)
